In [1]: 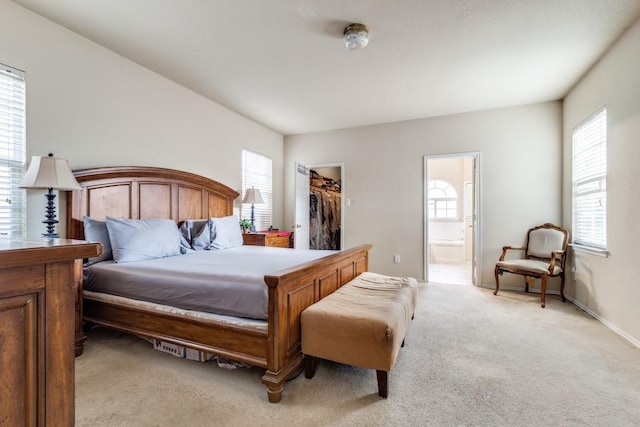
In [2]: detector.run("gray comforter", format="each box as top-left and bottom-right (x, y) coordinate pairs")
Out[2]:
(84, 246), (335, 320)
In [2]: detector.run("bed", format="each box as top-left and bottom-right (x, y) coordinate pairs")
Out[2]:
(65, 166), (371, 403)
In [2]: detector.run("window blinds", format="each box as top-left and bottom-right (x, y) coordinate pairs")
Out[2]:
(0, 64), (26, 237)
(241, 149), (272, 231)
(572, 107), (606, 249)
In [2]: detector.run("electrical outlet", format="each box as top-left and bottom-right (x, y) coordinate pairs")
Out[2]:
(394, 255), (400, 263)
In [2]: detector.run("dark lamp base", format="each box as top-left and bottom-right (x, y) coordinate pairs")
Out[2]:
(42, 188), (60, 239)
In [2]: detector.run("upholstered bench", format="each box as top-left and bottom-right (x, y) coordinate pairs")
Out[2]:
(301, 272), (419, 398)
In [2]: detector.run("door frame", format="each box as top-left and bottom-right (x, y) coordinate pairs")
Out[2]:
(423, 152), (481, 285)
(293, 161), (310, 249)
(306, 162), (345, 251)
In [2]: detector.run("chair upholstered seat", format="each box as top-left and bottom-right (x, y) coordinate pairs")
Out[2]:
(496, 259), (563, 275)
(494, 223), (569, 308)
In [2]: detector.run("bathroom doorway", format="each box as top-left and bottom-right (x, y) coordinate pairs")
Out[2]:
(424, 153), (480, 285)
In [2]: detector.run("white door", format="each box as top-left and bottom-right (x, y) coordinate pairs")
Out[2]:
(470, 157), (479, 286)
(294, 162), (310, 249)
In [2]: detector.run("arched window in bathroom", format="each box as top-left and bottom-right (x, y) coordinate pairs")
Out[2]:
(428, 180), (458, 219)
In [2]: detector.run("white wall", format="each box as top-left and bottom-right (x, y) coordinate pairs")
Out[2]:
(562, 18), (640, 345)
(0, 1), (283, 237)
(284, 101), (563, 284)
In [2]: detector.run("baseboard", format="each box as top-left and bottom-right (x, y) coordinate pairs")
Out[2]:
(565, 295), (640, 349)
(478, 283), (640, 349)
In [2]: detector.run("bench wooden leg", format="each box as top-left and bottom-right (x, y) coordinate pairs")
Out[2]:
(376, 370), (388, 398)
(304, 355), (317, 379)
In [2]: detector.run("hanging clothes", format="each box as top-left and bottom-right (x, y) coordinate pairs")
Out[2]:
(309, 170), (341, 250)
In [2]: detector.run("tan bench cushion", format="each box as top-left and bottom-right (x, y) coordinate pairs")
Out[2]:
(301, 272), (418, 372)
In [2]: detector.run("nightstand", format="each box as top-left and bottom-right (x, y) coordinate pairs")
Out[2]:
(243, 232), (293, 248)
(0, 237), (101, 425)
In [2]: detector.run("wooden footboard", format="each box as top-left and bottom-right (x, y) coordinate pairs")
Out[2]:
(262, 243), (371, 402)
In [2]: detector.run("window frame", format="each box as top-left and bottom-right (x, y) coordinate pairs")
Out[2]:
(571, 106), (607, 254)
(428, 179), (459, 220)
(0, 63), (26, 237)
(241, 149), (272, 231)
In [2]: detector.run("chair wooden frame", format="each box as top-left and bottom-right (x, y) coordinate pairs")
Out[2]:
(494, 223), (569, 308)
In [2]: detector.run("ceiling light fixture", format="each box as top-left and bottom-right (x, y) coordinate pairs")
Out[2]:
(343, 23), (369, 50)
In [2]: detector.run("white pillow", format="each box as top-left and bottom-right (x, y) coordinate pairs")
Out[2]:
(209, 215), (243, 249)
(105, 217), (182, 263)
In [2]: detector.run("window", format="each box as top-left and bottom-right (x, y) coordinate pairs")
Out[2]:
(0, 64), (26, 237)
(428, 179), (458, 219)
(572, 107), (607, 250)
(241, 149), (272, 231)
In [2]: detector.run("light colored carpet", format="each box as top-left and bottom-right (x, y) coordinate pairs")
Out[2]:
(75, 283), (640, 426)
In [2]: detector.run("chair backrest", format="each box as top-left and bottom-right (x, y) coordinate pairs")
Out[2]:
(525, 223), (569, 267)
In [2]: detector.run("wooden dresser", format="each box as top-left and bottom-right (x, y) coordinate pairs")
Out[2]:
(0, 238), (101, 426)
(242, 232), (293, 248)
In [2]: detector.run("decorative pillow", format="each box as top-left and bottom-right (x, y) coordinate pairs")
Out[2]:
(209, 215), (243, 249)
(178, 220), (211, 251)
(83, 216), (113, 265)
(178, 233), (194, 254)
(105, 217), (182, 263)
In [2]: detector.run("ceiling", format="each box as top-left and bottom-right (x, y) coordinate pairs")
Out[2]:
(12, 0), (640, 135)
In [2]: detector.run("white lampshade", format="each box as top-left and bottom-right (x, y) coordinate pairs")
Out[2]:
(19, 154), (81, 190)
(242, 187), (264, 204)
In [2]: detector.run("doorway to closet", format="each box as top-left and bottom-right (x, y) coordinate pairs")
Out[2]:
(294, 162), (344, 250)
(424, 153), (480, 285)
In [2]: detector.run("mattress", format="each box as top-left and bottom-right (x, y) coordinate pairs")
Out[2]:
(83, 290), (268, 331)
(84, 246), (335, 320)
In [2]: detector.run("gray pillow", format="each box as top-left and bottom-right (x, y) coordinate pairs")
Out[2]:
(209, 215), (243, 249)
(105, 217), (182, 263)
(83, 216), (113, 265)
(178, 219), (211, 251)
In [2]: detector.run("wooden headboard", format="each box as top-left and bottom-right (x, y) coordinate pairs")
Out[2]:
(66, 166), (239, 240)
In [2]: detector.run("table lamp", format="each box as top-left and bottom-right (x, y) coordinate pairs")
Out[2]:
(242, 187), (264, 233)
(19, 153), (81, 238)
